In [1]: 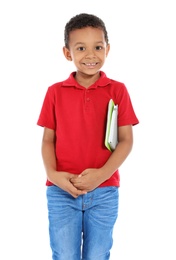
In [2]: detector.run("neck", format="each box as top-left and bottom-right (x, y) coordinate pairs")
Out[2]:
(75, 71), (100, 88)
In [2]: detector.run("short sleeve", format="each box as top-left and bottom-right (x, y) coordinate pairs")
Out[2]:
(37, 87), (56, 130)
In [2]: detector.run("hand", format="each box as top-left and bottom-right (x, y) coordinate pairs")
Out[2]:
(70, 168), (104, 192)
(50, 171), (87, 198)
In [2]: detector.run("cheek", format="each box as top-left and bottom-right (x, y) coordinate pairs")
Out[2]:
(71, 53), (83, 62)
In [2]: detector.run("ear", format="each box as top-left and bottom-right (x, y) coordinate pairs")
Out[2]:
(63, 46), (72, 61)
(106, 44), (110, 57)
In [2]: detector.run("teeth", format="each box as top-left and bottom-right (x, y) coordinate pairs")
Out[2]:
(85, 63), (96, 66)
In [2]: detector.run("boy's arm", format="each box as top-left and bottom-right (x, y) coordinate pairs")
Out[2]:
(71, 125), (133, 191)
(101, 124), (133, 177)
(41, 127), (87, 198)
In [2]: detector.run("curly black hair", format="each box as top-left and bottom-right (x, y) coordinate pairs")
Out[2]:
(64, 13), (109, 48)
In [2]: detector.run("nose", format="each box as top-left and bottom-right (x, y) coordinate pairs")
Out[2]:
(85, 48), (96, 58)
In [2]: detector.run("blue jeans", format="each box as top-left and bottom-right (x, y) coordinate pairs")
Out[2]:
(46, 185), (119, 260)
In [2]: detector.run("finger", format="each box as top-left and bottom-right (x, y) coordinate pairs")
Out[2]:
(70, 178), (82, 185)
(72, 191), (87, 199)
(69, 176), (79, 183)
(72, 182), (83, 190)
(73, 194), (79, 199)
(69, 185), (87, 196)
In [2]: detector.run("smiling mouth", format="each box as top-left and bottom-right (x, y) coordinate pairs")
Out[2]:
(83, 62), (98, 67)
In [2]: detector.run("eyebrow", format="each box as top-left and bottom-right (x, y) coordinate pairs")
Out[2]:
(74, 42), (84, 46)
(74, 41), (104, 47)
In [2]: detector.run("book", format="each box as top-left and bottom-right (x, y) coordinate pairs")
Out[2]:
(105, 99), (118, 151)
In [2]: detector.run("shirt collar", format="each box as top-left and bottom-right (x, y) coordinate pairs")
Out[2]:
(62, 71), (111, 89)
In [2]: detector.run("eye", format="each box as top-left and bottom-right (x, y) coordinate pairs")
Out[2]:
(77, 46), (86, 51)
(95, 46), (103, 50)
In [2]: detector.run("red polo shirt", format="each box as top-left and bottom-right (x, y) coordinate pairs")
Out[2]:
(37, 71), (139, 187)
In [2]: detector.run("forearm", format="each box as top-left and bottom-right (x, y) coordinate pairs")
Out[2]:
(100, 139), (133, 181)
(42, 140), (57, 182)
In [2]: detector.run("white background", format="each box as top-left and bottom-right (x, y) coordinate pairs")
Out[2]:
(0, 0), (176, 259)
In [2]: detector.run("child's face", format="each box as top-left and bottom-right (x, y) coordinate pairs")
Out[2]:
(63, 27), (110, 75)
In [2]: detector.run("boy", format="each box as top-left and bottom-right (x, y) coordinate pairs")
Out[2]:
(37, 13), (139, 260)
